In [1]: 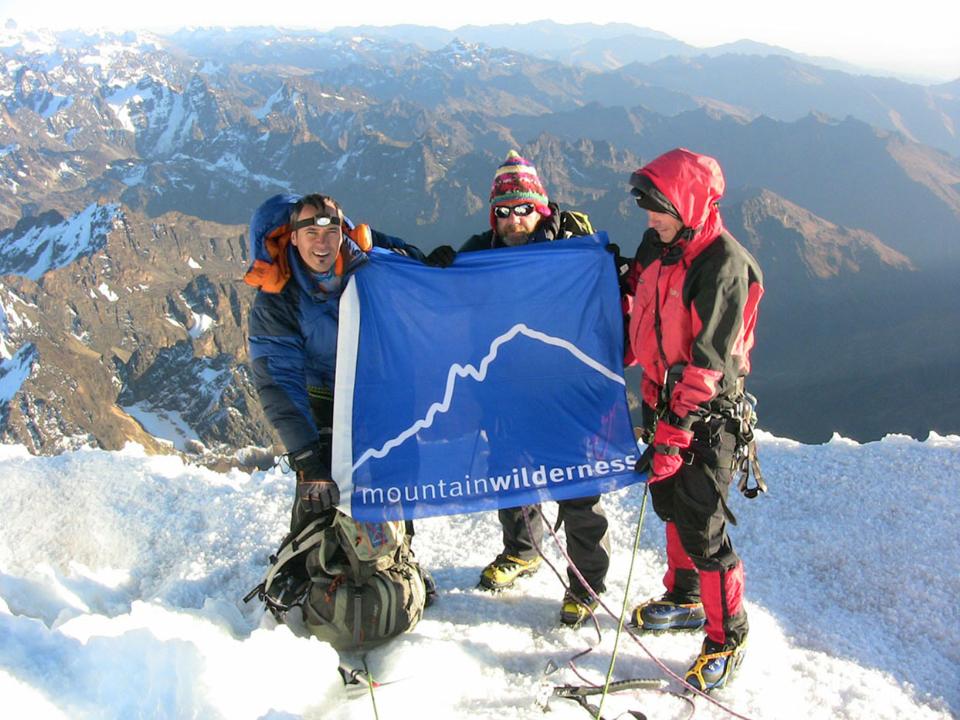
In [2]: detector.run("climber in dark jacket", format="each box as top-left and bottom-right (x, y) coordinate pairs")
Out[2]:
(458, 150), (610, 627)
(245, 193), (448, 530)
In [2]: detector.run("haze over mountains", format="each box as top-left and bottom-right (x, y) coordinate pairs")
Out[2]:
(0, 21), (957, 460)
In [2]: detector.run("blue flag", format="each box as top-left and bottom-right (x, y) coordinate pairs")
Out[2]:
(332, 233), (641, 521)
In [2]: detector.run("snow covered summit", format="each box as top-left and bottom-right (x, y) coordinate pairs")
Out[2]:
(0, 431), (956, 718)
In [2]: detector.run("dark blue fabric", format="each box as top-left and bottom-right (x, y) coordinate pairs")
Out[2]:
(249, 274), (338, 453)
(248, 236), (368, 454)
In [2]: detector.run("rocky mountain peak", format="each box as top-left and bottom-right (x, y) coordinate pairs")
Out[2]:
(1, 24), (958, 452)
(0, 204), (276, 461)
(731, 187), (914, 278)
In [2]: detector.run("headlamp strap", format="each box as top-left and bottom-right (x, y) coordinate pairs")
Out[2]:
(290, 213), (342, 231)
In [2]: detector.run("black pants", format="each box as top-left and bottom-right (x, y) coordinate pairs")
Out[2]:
(651, 419), (749, 645)
(499, 496), (610, 596)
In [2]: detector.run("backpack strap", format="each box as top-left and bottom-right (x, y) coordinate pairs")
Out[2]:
(559, 210), (594, 237)
(243, 517), (331, 612)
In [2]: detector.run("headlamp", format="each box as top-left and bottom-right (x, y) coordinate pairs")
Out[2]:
(291, 213), (342, 231)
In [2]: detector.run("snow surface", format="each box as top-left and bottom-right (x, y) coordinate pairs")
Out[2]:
(106, 83), (156, 133)
(253, 86), (286, 121)
(188, 312), (214, 338)
(0, 432), (957, 720)
(96, 283), (119, 302)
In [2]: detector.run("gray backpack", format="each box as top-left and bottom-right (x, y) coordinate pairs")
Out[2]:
(248, 512), (426, 650)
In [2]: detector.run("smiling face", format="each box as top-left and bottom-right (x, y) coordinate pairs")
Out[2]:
(290, 202), (343, 273)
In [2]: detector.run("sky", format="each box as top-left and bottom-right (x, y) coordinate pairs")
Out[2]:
(1, 432), (958, 718)
(1, 0), (958, 82)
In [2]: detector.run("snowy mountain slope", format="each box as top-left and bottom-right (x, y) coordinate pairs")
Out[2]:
(0, 431), (956, 719)
(1, 25), (959, 452)
(0, 203), (120, 280)
(0, 343), (36, 401)
(0, 204), (272, 457)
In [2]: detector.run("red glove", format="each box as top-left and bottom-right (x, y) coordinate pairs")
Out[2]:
(648, 420), (693, 484)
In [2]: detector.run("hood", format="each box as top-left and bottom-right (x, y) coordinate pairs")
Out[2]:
(243, 193), (371, 294)
(633, 148), (726, 254)
(243, 193), (299, 292)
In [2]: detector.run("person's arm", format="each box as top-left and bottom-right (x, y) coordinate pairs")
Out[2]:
(622, 229), (659, 367)
(248, 289), (319, 453)
(670, 242), (763, 421)
(372, 228), (455, 267)
(250, 290), (341, 512)
(371, 228), (424, 259)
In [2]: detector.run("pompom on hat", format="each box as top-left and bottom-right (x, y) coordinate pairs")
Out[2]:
(489, 150), (551, 228)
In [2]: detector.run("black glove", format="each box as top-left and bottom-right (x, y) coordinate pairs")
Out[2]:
(290, 442), (339, 514)
(638, 403), (658, 445)
(634, 444), (654, 475)
(425, 245), (456, 268)
(605, 242), (630, 286)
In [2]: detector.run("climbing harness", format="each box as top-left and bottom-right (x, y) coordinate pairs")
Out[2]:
(730, 392), (766, 499)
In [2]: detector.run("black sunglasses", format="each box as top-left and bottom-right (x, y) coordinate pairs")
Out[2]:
(493, 203), (536, 219)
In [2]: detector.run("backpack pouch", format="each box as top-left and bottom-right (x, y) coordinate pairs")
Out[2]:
(302, 559), (425, 650)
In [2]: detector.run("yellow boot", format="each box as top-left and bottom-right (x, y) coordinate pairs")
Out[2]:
(478, 553), (542, 590)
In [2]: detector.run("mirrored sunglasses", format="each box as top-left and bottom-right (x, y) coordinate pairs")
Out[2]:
(493, 203), (536, 219)
(291, 213), (342, 231)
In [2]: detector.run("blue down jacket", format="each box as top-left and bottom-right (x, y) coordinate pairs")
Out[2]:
(248, 219), (420, 454)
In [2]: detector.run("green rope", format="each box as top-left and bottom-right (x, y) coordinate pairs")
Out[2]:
(595, 482), (649, 720)
(361, 655), (381, 720)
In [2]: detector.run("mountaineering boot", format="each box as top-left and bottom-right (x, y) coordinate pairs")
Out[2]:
(478, 553), (542, 591)
(684, 636), (746, 692)
(631, 593), (706, 632)
(560, 589), (599, 626)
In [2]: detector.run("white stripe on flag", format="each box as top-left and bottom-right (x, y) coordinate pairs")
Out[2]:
(331, 276), (360, 517)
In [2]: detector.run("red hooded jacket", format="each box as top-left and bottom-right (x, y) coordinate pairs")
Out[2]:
(624, 149), (764, 421)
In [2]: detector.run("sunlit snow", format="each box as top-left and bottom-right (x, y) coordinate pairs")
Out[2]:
(96, 283), (118, 302)
(0, 432), (957, 719)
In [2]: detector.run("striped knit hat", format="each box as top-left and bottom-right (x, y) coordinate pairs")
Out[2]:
(489, 150), (551, 228)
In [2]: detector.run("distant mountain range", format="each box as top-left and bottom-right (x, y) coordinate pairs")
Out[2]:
(0, 23), (957, 460)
